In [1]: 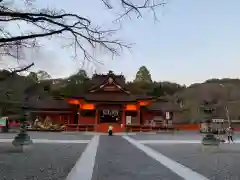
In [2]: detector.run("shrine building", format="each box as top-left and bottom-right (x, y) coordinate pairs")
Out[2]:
(23, 71), (177, 132)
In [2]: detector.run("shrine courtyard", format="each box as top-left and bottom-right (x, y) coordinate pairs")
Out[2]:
(1, 132), (240, 180)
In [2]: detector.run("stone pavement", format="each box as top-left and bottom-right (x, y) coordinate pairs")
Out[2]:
(0, 132), (93, 140)
(0, 143), (87, 180)
(1, 132), (240, 180)
(148, 143), (240, 180)
(91, 136), (182, 180)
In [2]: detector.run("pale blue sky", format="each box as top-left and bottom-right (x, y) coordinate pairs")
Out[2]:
(7, 0), (240, 85)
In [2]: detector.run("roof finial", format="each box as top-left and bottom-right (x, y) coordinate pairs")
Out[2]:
(108, 70), (113, 75)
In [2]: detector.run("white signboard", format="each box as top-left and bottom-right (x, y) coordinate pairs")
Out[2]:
(126, 116), (131, 125)
(102, 110), (119, 116)
(212, 119), (224, 123)
(165, 112), (170, 120)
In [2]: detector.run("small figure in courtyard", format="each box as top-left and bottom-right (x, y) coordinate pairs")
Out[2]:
(108, 124), (113, 136)
(226, 126), (234, 143)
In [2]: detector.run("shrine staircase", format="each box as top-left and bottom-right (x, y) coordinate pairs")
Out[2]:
(95, 123), (124, 133)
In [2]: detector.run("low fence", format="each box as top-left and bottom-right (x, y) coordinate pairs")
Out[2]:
(63, 124), (197, 132)
(63, 124), (174, 132)
(23, 123), (240, 132)
(126, 125), (174, 132)
(64, 124), (95, 132)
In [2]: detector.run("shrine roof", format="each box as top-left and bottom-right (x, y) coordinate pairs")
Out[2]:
(66, 92), (153, 103)
(23, 95), (71, 110)
(65, 70), (154, 102)
(90, 71), (125, 85)
(88, 71), (129, 93)
(23, 84), (71, 110)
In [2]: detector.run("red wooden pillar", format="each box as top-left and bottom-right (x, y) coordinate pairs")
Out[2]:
(122, 110), (126, 126)
(77, 113), (80, 125)
(95, 110), (99, 124)
(78, 107), (81, 125)
(137, 109), (141, 125)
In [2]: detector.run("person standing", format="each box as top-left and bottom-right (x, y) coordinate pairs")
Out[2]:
(226, 126), (234, 143)
(108, 124), (113, 136)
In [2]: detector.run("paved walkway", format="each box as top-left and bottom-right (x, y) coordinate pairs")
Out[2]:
(2, 132), (240, 180)
(67, 135), (211, 180)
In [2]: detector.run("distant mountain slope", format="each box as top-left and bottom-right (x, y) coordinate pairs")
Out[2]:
(175, 79), (240, 121)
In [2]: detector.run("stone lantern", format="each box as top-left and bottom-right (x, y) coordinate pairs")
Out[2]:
(200, 100), (220, 146)
(12, 111), (33, 149)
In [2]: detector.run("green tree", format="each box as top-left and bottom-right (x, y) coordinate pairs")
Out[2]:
(36, 70), (51, 81)
(68, 69), (88, 85)
(27, 72), (39, 82)
(27, 70), (51, 82)
(60, 69), (90, 96)
(134, 66), (152, 83)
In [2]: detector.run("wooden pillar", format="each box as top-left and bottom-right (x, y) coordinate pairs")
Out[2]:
(78, 107), (81, 124)
(78, 112), (80, 125)
(95, 110), (99, 124)
(122, 110), (126, 126)
(59, 115), (62, 124)
(137, 109), (141, 125)
(68, 116), (70, 124)
(78, 105), (82, 125)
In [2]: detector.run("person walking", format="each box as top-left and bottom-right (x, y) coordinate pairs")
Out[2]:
(226, 126), (234, 143)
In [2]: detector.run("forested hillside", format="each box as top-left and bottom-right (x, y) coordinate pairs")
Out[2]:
(1, 66), (240, 122)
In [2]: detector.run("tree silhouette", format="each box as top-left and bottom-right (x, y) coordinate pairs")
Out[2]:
(0, 0), (166, 76)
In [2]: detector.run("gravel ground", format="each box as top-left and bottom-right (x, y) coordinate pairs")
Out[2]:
(3, 132), (240, 180)
(0, 132), (93, 140)
(0, 143), (86, 180)
(132, 132), (240, 141)
(148, 143), (240, 180)
(131, 132), (204, 141)
(91, 136), (183, 180)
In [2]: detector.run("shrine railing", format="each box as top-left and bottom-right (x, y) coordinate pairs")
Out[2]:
(125, 125), (174, 132)
(63, 124), (175, 132)
(64, 124), (95, 132)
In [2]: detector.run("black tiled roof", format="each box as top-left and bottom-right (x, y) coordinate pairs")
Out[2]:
(65, 92), (154, 103)
(23, 95), (71, 110)
(23, 83), (71, 111)
(89, 71), (127, 91)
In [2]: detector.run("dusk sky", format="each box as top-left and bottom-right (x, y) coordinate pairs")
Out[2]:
(5, 0), (240, 85)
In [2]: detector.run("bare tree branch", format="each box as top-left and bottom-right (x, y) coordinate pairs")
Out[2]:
(0, 0), (165, 67)
(10, 62), (34, 74)
(0, 62), (34, 81)
(0, 9), (130, 62)
(102, 0), (166, 21)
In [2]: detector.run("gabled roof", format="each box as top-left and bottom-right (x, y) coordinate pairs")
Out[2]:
(91, 71), (126, 87)
(64, 71), (155, 103)
(88, 71), (130, 94)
